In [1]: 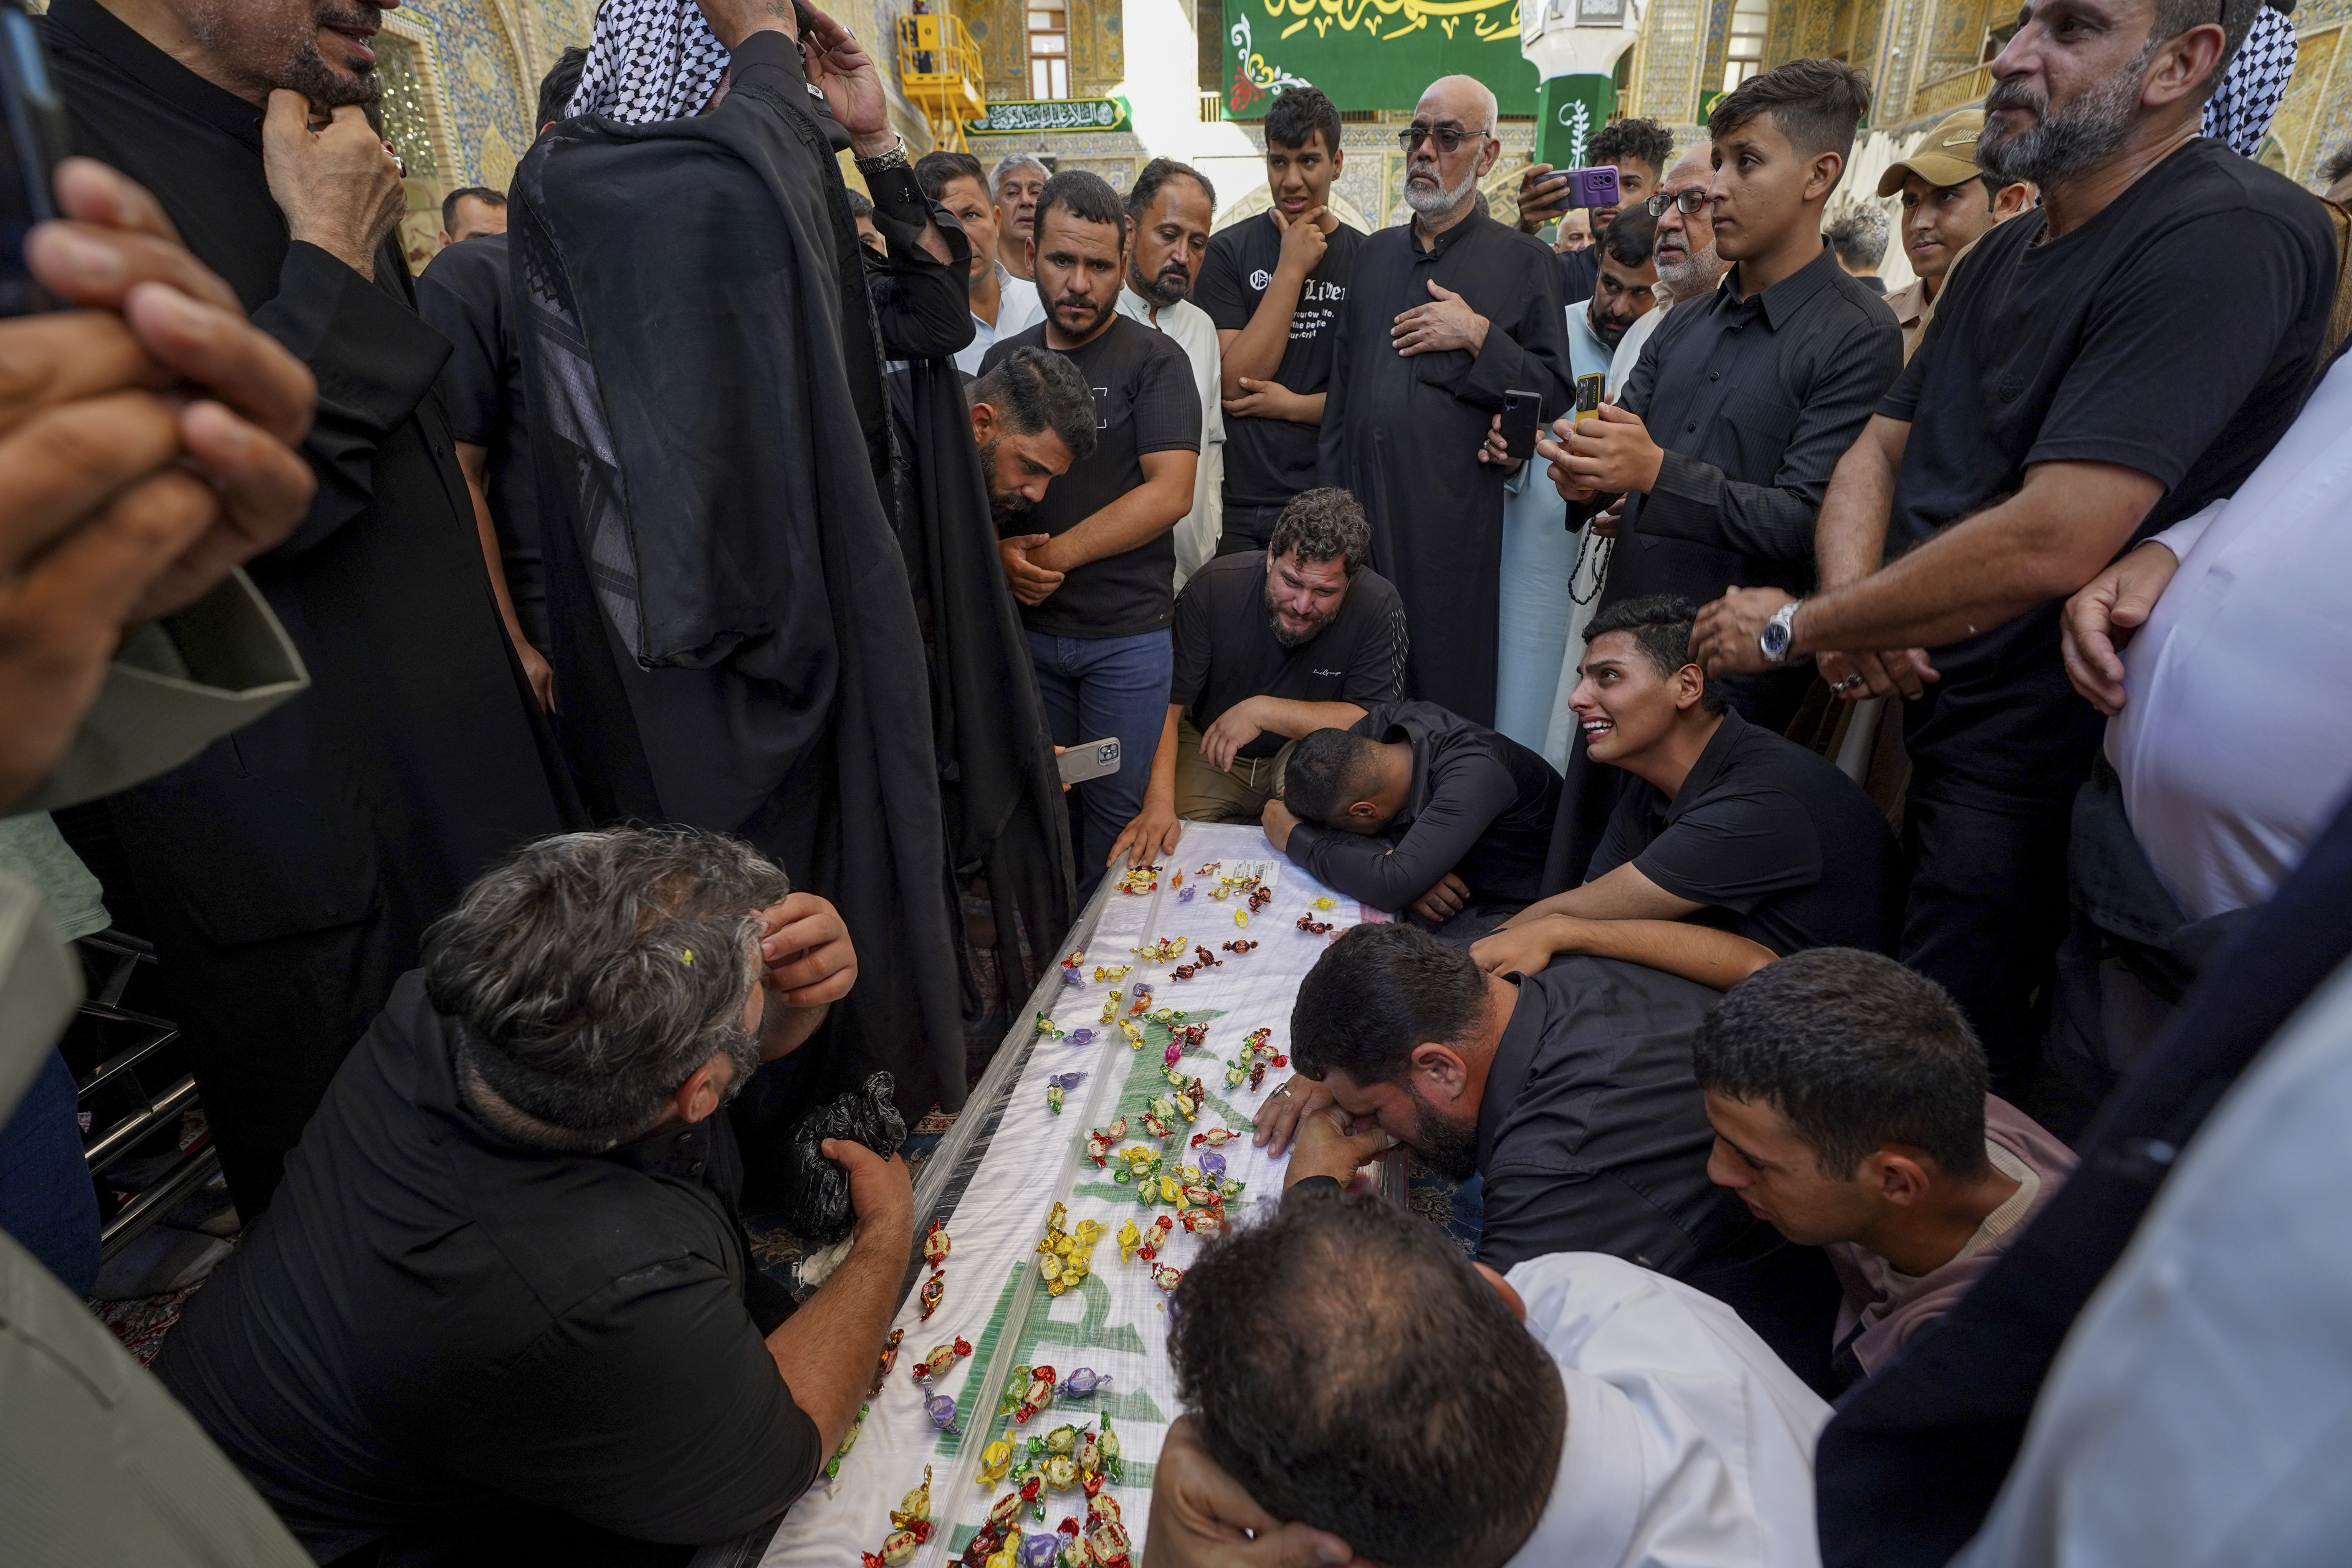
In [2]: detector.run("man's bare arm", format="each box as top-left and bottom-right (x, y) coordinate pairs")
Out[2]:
(763, 1141), (913, 1452)
(1793, 460), (2164, 656)
(1031, 449), (1199, 572)
(1251, 698), (1366, 739)
(1812, 415), (1907, 589)
(1501, 861), (1705, 926)
(455, 441), (552, 709)
(1470, 913), (1776, 991)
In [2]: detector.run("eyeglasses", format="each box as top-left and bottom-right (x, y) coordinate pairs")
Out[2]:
(1397, 124), (1491, 154)
(1646, 188), (1710, 217)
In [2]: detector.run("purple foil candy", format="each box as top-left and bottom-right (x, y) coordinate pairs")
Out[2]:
(1018, 1535), (1062, 1568)
(1048, 1072), (1087, 1092)
(926, 1393), (961, 1435)
(1067, 1027), (1095, 1047)
(1175, 885), (1196, 902)
(1057, 1367), (1109, 1397)
(1198, 1149), (1227, 1181)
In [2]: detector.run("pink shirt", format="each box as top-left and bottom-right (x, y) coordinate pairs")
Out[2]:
(1827, 1095), (2077, 1376)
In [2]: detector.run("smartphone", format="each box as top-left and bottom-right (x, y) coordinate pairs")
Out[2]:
(1500, 389), (1542, 464)
(1563, 165), (1620, 210)
(1574, 371), (1606, 425)
(1058, 738), (1121, 786)
(0, 0), (66, 319)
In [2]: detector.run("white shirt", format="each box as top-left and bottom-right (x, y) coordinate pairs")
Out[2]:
(2108, 351), (2352, 920)
(952, 267), (1044, 375)
(1503, 1254), (1829, 1568)
(1115, 286), (1224, 589)
(1954, 955), (2352, 1568)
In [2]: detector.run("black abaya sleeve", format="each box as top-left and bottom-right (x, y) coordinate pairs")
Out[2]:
(252, 243), (453, 557)
(868, 200), (976, 362)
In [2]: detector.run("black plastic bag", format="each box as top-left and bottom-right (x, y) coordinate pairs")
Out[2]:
(781, 1070), (908, 1245)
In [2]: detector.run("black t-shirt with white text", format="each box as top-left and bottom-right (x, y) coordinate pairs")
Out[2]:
(1195, 214), (1364, 511)
(981, 314), (1201, 639)
(1168, 550), (1407, 758)
(1883, 138), (2334, 804)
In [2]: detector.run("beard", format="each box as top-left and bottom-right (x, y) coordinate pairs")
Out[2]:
(976, 437), (1028, 524)
(1265, 583), (1339, 647)
(1051, 291), (1113, 339)
(1128, 258), (1191, 309)
(1588, 300), (1632, 348)
(1403, 162), (1479, 218)
(1407, 1083), (1480, 1181)
(1656, 242), (1724, 300)
(1978, 60), (2145, 187)
(187, 2), (385, 106)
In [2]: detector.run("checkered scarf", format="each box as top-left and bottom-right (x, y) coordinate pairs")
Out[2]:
(568, 0), (732, 124)
(2203, 4), (2298, 158)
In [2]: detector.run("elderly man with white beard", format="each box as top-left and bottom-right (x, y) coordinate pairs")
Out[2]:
(1318, 73), (1572, 728)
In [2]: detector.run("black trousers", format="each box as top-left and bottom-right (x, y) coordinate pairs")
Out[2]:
(1898, 781), (2074, 1096)
(1214, 500), (1289, 558)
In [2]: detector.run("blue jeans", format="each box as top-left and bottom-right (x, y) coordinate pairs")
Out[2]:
(1025, 627), (1173, 881)
(0, 1049), (100, 1297)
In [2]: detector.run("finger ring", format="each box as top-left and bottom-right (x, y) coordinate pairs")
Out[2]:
(1272, 1085), (1292, 1099)
(1832, 674), (1864, 694)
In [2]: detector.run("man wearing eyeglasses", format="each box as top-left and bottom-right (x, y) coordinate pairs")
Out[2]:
(1320, 74), (1573, 728)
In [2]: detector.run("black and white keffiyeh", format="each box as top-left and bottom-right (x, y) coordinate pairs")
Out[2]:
(568, 0), (732, 124)
(2203, 4), (2297, 157)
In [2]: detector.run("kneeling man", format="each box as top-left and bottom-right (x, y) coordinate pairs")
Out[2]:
(1265, 701), (1559, 926)
(157, 829), (912, 1563)
(1693, 948), (2076, 1391)
(1112, 487), (1406, 863)
(1258, 921), (1843, 1387)
(1151, 1186), (1827, 1567)
(1479, 594), (1902, 975)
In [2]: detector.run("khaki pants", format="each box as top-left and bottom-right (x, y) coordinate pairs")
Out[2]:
(1173, 718), (1298, 823)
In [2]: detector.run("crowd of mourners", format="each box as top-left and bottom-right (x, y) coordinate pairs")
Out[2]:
(2, 0), (2351, 1563)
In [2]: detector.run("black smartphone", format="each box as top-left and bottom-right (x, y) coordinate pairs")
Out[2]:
(1501, 389), (1542, 464)
(0, 0), (67, 319)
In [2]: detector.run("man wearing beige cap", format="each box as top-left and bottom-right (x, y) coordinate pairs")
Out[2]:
(1877, 110), (2033, 361)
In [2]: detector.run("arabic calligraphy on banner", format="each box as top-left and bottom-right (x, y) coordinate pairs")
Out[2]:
(966, 96), (1133, 134)
(1222, 1), (1535, 119)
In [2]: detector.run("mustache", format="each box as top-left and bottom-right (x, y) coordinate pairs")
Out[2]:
(316, 3), (383, 27)
(1984, 78), (2043, 116)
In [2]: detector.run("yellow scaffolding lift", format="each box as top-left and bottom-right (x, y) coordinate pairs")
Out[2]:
(896, 11), (986, 152)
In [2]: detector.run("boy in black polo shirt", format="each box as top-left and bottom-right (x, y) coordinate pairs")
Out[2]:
(1265, 701), (1560, 926)
(981, 172), (1202, 875)
(1194, 86), (1363, 556)
(1111, 487), (1406, 866)
(1483, 595), (1902, 972)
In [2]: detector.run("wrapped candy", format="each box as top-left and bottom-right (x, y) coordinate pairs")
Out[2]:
(1171, 964), (1195, 981)
(1075, 1429), (1102, 1475)
(825, 1401), (869, 1480)
(1219, 1177), (1246, 1200)
(1193, 945), (1222, 969)
(1234, 909), (1249, 928)
(920, 1272), (947, 1321)
(1059, 1367), (1110, 1398)
(862, 1465), (934, 1567)
(1152, 1264), (1184, 1292)
(1018, 1534), (1063, 1568)
(1136, 1215), (1173, 1262)
(1140, 1110), (1171, 1141)
(1003, 1363), (1059, 1424)
(870, 1328), (906, 1393)
(1222, 938), (1258, 954)
(1089, 1518), (1133, 1568)
(1041, 1454), (1080, 1492)
(1195, 1146), (1227, 1180)
(1090, 1490), (1123, 1528)
(1060, 953), (1085, 986)
(1115, 864), (1160, 894)
(1249, 1060), (1269, 1093)
(1116, 1217), (1141, 1262)
(1297, 915), (1334, 935)
(1224, 1061), (1247, 1089)
(1171, 1087), (1200, 1123)
(1045, 1072), (1084, 1115)
(1175, 883), (1196, 903)
(924, 1219), (952, 1272)
(912, 1335), (973, 1383)
(1127, 985), (1153, 1014)
(1191, 1125), (1235, 1147)
(926, 1392), (963, 1436)
(1180, 1208), (1224, 1237)
(1092, 964), (1130, 982)
(1098, 992), (1120, 1025)
(1313, 896), (1336, 910)
(1033, 1012), (1065, 1039)
(1118, 1020), (1146, 1050)
(1163, 1039), (1184, 1069)
(979, 1426), (1016, 1486)
(1097, 1415), (1124, 1485)
(1130, 936), (1188, 963)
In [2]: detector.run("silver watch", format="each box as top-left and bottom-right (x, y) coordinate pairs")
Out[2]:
(1759, 599), (1801, 665)
(852, 135), (910, 174)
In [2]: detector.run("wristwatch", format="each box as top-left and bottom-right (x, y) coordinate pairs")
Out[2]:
(853, 134), (910, 174)
(1760, 599), (1802, 665)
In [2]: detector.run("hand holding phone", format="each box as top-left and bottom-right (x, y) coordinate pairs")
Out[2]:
(1058, 738), (1121, 787)
(1500, 389), (1542, 464)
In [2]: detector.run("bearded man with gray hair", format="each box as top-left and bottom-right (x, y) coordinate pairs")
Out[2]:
(1690, 0), (2337, 1105)
(1318, 74), (1572, 728)
(155, 828), (910, 1564)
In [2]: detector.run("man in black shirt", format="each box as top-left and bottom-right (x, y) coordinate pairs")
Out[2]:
(981, 171), (1202, 875)
(1195, 87), (1365, 556)
(1544, 58), (1901, 732)
(156, 829), (908, 1564)
(1266, 700), (1560, 925)
(1692, 0), (2334, 1088)
(1484, 595), (1902, 974)
(415, 53), (582, 713)
(1320, 74), (1572, 727)
(1111, 487), (1406, 864)
(1261, 921), (1843, 1390)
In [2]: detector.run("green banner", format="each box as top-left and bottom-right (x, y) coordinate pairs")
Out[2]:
(1532, 72), (1612, 171)
(1219, 0), (1538, 120)
(966, 96), (1132, 135)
